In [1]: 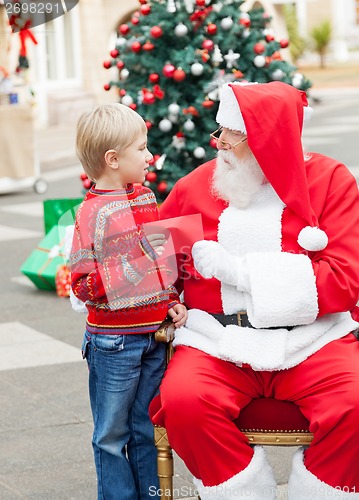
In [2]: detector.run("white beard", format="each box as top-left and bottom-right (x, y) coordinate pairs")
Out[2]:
(211, 150), (266, 208)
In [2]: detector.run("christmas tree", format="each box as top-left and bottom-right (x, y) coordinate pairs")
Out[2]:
(103, 0), (311, 201)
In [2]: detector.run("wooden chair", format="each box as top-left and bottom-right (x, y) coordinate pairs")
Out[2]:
(152, 326), (313, 500)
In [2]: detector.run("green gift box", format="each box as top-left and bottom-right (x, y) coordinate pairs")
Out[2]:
(21, 226), (68, 291)
(43, 198), (83, 234)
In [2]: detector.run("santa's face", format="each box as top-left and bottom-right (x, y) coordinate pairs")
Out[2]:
(212, 147), (266, 209)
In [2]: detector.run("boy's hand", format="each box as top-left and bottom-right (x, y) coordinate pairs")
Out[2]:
(168, 303), (188, 328)
(147, 233), (166, 256)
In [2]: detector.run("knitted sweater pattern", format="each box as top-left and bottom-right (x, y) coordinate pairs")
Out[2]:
(70, 184), (179, 334)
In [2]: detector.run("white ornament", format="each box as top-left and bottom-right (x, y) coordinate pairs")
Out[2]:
(271, 69), (285, 81)
(167, 0), (176, 13)
(220, 17), (233, 30)
(184, 119), (195, 132)
(159, 119), (173, 132)
(168, 103), (180, 115)
(212, 45), (223, 66)
(121, 94), (133, 106)
(239, 12), (250, 20)
(224, 49), (240, 69)
(183, 0), (195, 12)
(193, 146), (206, 159)
(191, 62), (204, 76)
(116, 37), (127, 48)
(292, 72), (304, 88)
(174, 23), (188, 37)
(172, 135), (186, 151)
(168, 113), (179, 123)
(242, 28), (250, 38)
(120, 68), (129, 80)
(253, 55), (266, 68)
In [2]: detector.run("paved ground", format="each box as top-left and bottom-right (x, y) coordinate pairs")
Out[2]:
(0, 63), (358, 499)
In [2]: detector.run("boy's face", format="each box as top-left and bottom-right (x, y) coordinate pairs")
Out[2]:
(116, 132), (153, 186)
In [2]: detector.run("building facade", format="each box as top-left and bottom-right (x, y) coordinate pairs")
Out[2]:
(1, 0), (358, 127)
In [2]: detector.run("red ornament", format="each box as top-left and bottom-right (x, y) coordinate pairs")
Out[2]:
(145, 120), (152, 129)
(131, 41), (142, 53)
(209, 138), (217, 148)
(271, 51), (282, 60)
(138, 0), (147, 4)
(202, 39), (214, 52)
(280, 39), (289, 48)
(233, 70), (244, 78)
(143, 42), (155, 51)
(110, 49), (119, 58)
(196, 0), (205, 6)
(103, 83), (111, 91)
(173, 68), (186, 82)
(116, 60), (125, 70)
(146, 171), (158, 183)
(254, 42), (265, 54)
(119, 88), (126, 96)
(80, 172), (87, 181)
(207, 23), (217, 35)
(143, 91), (156, 104)
(149, 73), (159, 83)
(153, 154), (161, 163)
(150, 26), (163, 38)
(140, 4), (151, 15)
(129, 103), (137, 110)
(157, 181), (168, 193)
(265, 34), (275, 42)
(162, 63), (175, 78)
(131, 17), (140, 25)
(239, 18), (251, 28)
(119, 24), (130, 35)
(103, 60), (112, 69)
(202, 99), (214, 108)
(83, 178), (92, 189)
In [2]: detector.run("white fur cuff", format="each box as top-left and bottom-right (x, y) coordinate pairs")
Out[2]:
(245, 252), (318, 328)
(289, 448), (359, 498)
(193, 446), (276, 500)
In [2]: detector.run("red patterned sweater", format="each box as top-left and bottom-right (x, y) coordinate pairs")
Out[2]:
(70, 184), (180, 334)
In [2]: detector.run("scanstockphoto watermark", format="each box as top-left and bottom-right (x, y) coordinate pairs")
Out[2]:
(3, 0), (79, 31)
(149, 485), (200, 498)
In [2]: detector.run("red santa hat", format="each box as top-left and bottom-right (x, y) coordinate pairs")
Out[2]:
(216, 81), (328, 252)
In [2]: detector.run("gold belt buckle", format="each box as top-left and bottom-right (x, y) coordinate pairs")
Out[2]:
(237, 311), (246, 327)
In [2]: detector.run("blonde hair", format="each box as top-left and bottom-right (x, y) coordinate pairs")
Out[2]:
(76, 103), (147, 180)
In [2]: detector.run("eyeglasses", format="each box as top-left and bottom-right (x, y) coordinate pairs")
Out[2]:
(210, 127), (247, 150)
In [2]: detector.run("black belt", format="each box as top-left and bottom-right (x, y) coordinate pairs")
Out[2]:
(209, 312), (293, 330)
(210, 312), (253, 328)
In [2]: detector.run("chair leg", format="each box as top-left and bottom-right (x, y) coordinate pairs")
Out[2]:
(154, 426), (174, 500)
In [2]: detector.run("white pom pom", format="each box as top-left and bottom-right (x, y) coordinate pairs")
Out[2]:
(297, 226), (328, 251)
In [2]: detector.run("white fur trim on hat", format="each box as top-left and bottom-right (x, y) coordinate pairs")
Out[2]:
(298, 226), (328, 252)
(216, 82), (250, 133)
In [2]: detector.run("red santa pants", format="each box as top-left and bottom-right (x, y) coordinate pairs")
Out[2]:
(152, 333), (359, 489)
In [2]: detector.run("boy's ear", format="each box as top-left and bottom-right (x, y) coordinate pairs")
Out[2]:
(104, 149), (119, 170)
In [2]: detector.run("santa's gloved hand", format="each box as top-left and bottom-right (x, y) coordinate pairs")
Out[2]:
(192, 240), (249, 290)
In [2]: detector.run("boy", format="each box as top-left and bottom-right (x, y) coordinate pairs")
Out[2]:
(70, 103), (187, 499)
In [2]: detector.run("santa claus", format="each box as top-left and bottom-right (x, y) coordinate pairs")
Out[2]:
(150, 81), (359, 499)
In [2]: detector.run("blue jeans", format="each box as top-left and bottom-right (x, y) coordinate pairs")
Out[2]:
(82, 330), (166, 499)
